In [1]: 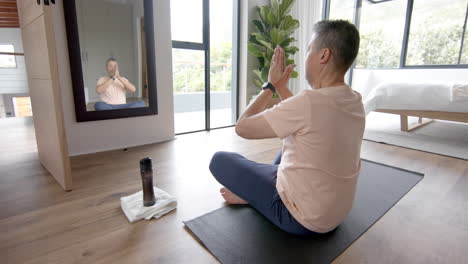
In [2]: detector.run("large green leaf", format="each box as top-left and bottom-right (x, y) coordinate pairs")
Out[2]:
(280, 15), (292, 30)
(256, 6), (263, 22)
(259, 6), (271, 26)
(258, 57), (265, 69)
(261, 68), (269, 82)
(259, 40), (274, 51)
(285, 46), (299, 55)
(271, 0), (280, 23)
(266, 11), (275, 26)
(281, 37), (296, 47)
(248, 43), (266, 57)
(252, 19), (265, 33)
(265, 49), (274, 64)
(270, 28), (286, 46)
(286, 59), (295, 65)
(283, 20), (300, 36)
(249, 34), (261, 45)
(252, 33), (273, 51)
(279, 0), (295, 18)
(281, 16), (300, 35)
(253, 70), (263, 81)
(252, 32), (270, 42)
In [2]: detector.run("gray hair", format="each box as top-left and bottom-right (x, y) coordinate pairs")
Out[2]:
(312, 20), (360, 71)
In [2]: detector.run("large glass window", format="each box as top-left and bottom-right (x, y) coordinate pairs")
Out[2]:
(0, 44), (16, 68)
(171, 0), (238, 134)
(13, 96), (32, 117)
(172, 49), (206, 133)
(325, 0), (468, 69)
(170, 0), (203, 43)
(329, 0), (355, 23)
(406, 0), (467, 66)
(210, 0), (236, 128)
(356, 0), (407, 68)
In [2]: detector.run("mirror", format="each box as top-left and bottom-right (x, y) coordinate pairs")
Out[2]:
(64, 0), (158, 122)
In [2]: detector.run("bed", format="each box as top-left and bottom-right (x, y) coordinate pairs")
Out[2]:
(363, 82), (468, 132)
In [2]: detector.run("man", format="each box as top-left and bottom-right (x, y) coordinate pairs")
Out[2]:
(209, 20), (365, 236)
(95, 58), (142, 110)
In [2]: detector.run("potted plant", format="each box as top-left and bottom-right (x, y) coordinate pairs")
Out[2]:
(248, 0), (300, 106)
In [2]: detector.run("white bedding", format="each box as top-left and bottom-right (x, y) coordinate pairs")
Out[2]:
(363, 82), (468, 115)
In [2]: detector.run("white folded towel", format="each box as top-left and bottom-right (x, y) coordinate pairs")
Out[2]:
(451, 83), (468, 102)
(120, 187), (177, 223)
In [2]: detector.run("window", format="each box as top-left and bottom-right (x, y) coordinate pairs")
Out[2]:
(172, 49), (205, 94)
(406, 0), (467, 66)
(209, 0), (236, 129)
(329, 0), (355, 23)
(356, 0), (407, 68)
(324, 0), (468, 69)
(171, 0), (239, 134)
(172, 49), (206, 133)
(13, 96), (32, 117)
(0, 44), (16, 68)
(170, 0), (203, 43)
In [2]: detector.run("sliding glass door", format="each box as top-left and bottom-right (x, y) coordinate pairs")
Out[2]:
(171, 0), (239, 134)
(209, 0), (238, 129)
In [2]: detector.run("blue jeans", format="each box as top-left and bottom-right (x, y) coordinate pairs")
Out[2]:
(209, 151), (320, 236)
(94, 101), (146, 110)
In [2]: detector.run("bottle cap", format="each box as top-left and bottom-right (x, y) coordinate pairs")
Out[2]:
(140, 157), (152, 171)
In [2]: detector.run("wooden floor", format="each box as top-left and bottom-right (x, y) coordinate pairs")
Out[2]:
(1, 117), (467, 264)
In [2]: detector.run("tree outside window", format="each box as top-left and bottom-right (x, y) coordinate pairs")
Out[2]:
(326, 0), (468, 68)
(406, 0), (467, 66)
(356, 0), (407, 69)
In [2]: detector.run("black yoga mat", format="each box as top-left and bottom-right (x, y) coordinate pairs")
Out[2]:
(184, 160), (423, 264)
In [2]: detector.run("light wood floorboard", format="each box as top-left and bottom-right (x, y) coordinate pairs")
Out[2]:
(1, 117), (467, 263)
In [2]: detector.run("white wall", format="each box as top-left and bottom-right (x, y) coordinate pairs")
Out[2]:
(52, 0), (175, 156)
(0, 28), (28, 95)
(353, 68), (468, 99)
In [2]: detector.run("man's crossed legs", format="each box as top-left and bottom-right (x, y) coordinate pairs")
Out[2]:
(209, 151), (317, 236)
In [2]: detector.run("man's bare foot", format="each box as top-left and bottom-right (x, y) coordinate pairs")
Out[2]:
(220, 187), (248, 205)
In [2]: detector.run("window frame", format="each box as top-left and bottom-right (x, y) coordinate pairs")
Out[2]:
(171, 0), (240, 135)
(323, 0), (468, 70)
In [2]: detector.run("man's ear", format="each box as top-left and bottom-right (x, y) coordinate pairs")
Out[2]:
(319, 48), (332, 64)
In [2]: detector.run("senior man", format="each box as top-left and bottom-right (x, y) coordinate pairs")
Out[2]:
(209, 20), (365, 236)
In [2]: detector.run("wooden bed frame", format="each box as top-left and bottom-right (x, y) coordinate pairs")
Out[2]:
(375, 109), (468, 132)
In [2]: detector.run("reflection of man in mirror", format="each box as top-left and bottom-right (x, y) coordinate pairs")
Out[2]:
(94, 58), (144, 110)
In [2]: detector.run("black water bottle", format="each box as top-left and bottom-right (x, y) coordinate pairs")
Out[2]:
(140, 157), (156, 207)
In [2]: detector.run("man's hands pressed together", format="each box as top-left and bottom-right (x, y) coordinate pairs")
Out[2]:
(113, 63), (137, 93)
(235, 46), (295, 139)
(269, 46), (295, 100)
(113, 63), (120, 79)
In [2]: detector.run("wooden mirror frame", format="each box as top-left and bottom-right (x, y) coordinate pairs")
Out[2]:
(63, 0), (158, 122)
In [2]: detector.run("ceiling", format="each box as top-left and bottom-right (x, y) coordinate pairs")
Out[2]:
(0, 0), (19, 28)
